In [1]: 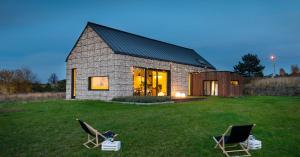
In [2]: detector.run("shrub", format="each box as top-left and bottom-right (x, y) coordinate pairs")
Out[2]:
(112, 96), (171, 103)
(0, 92), (65, 102)
(244, 77), (300, 96)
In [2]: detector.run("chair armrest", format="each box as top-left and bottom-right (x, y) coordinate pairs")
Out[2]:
(103, 130), (118, 138)
(104, 130), (111, 133)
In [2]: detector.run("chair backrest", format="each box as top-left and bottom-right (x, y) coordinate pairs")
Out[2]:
(77, 119), (97, 136)
(227, 124), (254, 143)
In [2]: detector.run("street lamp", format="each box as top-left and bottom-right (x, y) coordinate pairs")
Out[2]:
(270, 55), (276, 77)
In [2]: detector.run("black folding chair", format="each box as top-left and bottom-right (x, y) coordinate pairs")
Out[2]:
(213, 124), (255, 157)
(77, 119), (118, 148)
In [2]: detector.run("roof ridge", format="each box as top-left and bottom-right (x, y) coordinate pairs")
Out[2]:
(87, 21), (194, 51)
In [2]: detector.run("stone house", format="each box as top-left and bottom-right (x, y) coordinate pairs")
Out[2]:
(65, 22), (216, 100)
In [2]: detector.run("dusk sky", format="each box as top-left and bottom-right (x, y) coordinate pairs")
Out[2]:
(1, 0), (299, 82)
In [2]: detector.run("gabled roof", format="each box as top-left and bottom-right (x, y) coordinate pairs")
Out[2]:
(66, 22), (215, 69)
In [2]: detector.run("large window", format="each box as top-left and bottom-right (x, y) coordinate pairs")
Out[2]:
(133, 68), (145, 96)
(157, 71), (167, 96)
(146, 70), (156, 96)
(204, 81), (218, 96)
(133, 67), (169, 96)
(89, 76), (109, 90)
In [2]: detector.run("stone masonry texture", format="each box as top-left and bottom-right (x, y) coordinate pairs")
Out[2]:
(66, 26), (212, 100)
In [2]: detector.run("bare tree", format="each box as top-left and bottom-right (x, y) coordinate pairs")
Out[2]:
(13, 68), (37, 93)
(48, 73), (59, 85)
(0, 68), (37, 94)
(0, 70), (15, 94)
(291, 65), (300, 76)
(279, 68), (287, 77)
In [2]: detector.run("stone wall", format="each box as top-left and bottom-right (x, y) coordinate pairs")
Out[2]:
(66, 26), (211, 100)
(66, 26), (114, 100)
(112, 54), (205, 97)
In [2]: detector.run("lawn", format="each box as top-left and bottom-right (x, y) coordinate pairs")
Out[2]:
(0, 96), (299, 157)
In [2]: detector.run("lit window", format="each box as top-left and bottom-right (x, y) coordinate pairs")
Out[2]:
(133, 68), (145, 96)
(230, 80), (239, 86)
(89, 76), (109, 90)
(133, 67), (169, 96)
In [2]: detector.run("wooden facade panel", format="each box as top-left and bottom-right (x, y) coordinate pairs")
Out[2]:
(191, 71), (244, 97)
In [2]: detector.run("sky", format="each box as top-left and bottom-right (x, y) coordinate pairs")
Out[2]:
(1, 0), (299, 82)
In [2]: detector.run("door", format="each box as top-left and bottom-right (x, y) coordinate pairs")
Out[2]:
(71, 68), (76, 99)
(203, 81), (218, 96)
(146, 70), (157, 96)
(133, 67), (169, 96)
(211, 81), (218, 96)
(204, 81), (211, 95)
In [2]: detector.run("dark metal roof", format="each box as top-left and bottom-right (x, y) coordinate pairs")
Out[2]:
(66, 22), (215, 69)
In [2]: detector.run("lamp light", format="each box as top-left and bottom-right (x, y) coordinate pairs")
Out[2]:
(158, 92), (165, 96)
(270, 54), (276, 77)
(175, 92), (186, 98)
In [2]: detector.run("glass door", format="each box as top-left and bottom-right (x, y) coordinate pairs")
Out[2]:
(204, 81), (211, 96)
(133, 68), (145, 96)
(157, 71), (167, 96)
(146, 70), (156, 96)
(133, 67), (169, 96)
(203, 81), (218, 96)
(211, 81), (218, 96)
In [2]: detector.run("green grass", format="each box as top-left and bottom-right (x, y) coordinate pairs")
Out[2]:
(0, 96), (300, 157)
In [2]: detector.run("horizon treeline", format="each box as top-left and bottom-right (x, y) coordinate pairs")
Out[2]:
(0, 68), (65, 95)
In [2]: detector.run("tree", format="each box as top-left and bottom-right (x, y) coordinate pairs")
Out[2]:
(233, 53), (265, 77)
(56, 79), (66, 92)
(44, 83), (53, 92)
(0, 70), (15, 94)
(13, 68), (37, 93)
(291, 65), (300, 76)
(0, 68), (37, 94)
(48, 73), (59, 84)
(279, 68), (287, 77)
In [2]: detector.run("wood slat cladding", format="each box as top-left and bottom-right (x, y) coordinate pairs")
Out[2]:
(191, 71), (244, 97)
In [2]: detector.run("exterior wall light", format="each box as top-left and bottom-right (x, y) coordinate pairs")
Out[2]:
(175, 92), (186, 98)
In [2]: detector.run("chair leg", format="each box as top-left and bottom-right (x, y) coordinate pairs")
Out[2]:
(240, 143), (251, 156)
(83, 134), (100, 149)
(213, 137), (230, 157)
(214, 140), (252, 157)
(213, 137), (222, 148)
(222, 144), (251, 157)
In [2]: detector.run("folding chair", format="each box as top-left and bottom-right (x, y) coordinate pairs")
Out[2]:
(77, 119), (118, 149)
(213, 124), (255, 157)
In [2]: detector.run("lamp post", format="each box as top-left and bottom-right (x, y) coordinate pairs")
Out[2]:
(270, 55), (276, 77)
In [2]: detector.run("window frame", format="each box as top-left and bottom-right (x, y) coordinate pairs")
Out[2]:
(71, 68), (77, 99)
(132, 66), (170, 96)
(88, 76), (109, 91)
(230, 80), (239, 86)
(203, 80), (219, 96)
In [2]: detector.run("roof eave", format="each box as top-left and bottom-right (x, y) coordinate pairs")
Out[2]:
(65, 23), (89, 62)
(114, 51), (215, 69)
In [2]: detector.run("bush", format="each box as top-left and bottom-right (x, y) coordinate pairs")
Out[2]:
(0, 92), (65, 102)
(244, 77), (300, 96)
(112, 96), (171, 103)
